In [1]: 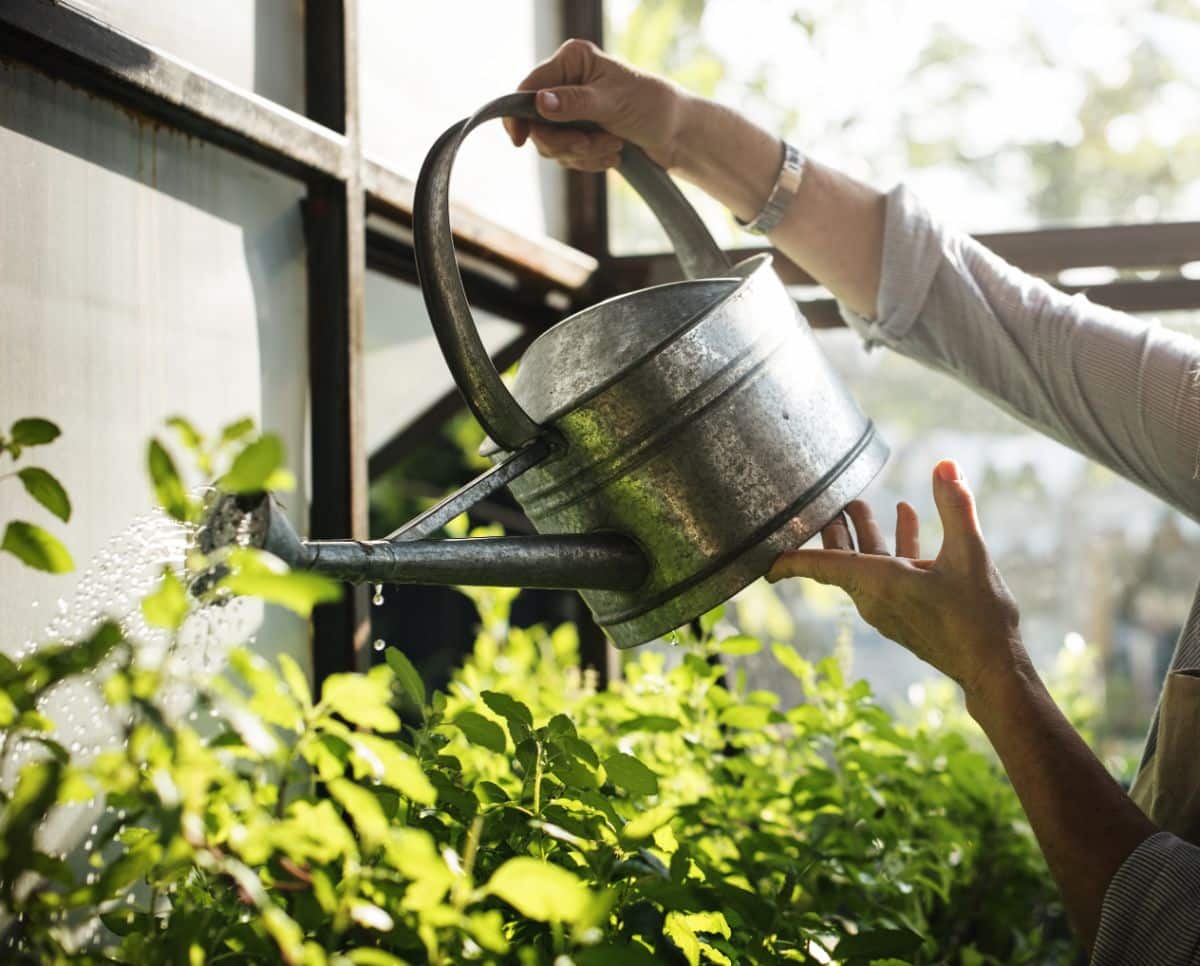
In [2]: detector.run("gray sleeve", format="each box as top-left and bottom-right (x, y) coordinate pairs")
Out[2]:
(1092, 831), (1200, 964)
(837, 186), (1200, 522)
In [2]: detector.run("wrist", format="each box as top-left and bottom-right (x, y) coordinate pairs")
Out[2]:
(667, 93), (781, 222)
(963, 645), (1042, 728)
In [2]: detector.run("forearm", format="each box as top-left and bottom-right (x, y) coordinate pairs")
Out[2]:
(966, 656), (1156, 951)
(669, 93), (886, 319)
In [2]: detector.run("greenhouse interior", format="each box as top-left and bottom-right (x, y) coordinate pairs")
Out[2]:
(1, 0), (1199, 962)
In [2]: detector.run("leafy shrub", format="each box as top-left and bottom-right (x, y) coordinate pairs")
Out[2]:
(0, 418), (1071, 964)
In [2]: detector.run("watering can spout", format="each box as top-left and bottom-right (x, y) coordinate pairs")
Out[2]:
(198, 491), (649, 593)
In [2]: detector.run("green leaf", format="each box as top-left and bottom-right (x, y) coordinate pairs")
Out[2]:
(771, 642), (811, 682)
(384, 647), (425, 707)
(481, 690), (534, 743)
(452, 711), (506, 753)
(219, 417), (256, 445)
(220, 434), (294, 493)
(487, 857), (594, 923)
(719, 705), (771, 729)
(603, 753), (659, 796)
(278, 654), (313, 709)
(621, 804), (676, 841)
(834, 928), (924, 959)
(220, 548), (341, 618)
(348, 734), (436, 804)
(347, 950), (407, 965)
(17, 467), (71, 522)
(166, 415), (204, 451)
(141, 569), (189, 630)
(664, 910), (701, 966)
(147, 438), (190, 521)
(322, 673), (400, 732)
(617, 714), (681, 734)
(718, 634), (761, 656)
(10, 417), (60, 446)
(2, 520), (73, 572)
(327, 779), (389, 848)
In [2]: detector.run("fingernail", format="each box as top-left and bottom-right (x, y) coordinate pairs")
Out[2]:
(539, 90), (561, 113)
(936, 460), (962, 482)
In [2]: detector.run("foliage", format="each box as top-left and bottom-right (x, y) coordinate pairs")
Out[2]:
(0, 418), (1072, 964)
(0, 417), (73, 573)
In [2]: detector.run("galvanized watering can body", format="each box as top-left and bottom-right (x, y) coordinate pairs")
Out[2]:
(416, 93), (887, 648)
(210, 93), (886, 650)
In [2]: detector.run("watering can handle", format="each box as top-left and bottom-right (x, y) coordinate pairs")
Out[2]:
(413, 91), (732, 453)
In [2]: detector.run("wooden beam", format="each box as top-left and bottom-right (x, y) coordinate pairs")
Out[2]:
(605, 220), (1200, 293)
(305, 0), (370, 681)
(363, 161), (597, 295)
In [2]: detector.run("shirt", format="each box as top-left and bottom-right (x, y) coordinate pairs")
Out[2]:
(836, 185), (1200, 964)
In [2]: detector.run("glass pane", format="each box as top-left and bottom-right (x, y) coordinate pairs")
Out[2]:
(363, 272), (523, 463)
(77, 0), (305, 113)
(0, 61), (310, 671)
(358, 0), (564, 240)
(606, 0), (1200, 252)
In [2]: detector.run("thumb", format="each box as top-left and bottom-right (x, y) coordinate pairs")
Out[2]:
(767, 548), (895, 596)
(536, 85), (613, 126)
(932, 459), (985, 566)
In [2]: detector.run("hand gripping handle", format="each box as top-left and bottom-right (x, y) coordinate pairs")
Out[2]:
(412, 91), (731, 452)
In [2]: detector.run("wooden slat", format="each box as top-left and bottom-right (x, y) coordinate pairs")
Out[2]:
(363, 160), (597, 295)
(305, 0), (370, 680)
(607, 220), (1200, 293)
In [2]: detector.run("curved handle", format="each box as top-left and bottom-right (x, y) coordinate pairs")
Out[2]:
(413, 91), (731, 452)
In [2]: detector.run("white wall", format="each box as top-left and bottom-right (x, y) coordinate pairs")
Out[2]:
(0, 60), (311, 672)
(358, 0), (567, 240)
(72, 0), (306, 114)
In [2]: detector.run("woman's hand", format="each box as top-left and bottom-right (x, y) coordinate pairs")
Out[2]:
(503, 39), (688, 171)
(768, 459), (1030, 702)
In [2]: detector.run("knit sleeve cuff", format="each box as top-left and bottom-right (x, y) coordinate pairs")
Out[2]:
(1092, 830), (1200, 964)
(837, 184), (945, 349)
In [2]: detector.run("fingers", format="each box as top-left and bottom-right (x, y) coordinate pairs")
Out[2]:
(767, 548), (908, 594)
(931, 459), (986, 567)
(505, 38), (603, 146)
(844, 500), (888, 555)
(528, 124), (623, 170)
(821, 512), (854, 551)
(895, 501), (920, 559)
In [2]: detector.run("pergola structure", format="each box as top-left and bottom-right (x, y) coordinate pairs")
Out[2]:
(3, 0), (1197, 689)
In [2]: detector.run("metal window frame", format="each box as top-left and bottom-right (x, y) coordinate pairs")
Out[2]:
(3, 0), (1198, 686)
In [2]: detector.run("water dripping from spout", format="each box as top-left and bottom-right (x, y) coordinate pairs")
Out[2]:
(372, 583), (384, 606)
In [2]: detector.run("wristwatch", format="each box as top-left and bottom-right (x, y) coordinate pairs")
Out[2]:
(736, 140), (805, 236)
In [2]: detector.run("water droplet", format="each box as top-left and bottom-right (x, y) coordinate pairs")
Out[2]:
(372, 584), (384, 606)
(373, 639), (385, 652)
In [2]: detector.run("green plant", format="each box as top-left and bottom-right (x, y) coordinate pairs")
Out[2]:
(0, 417), (73, 573)
(0, 418), (1072, 964)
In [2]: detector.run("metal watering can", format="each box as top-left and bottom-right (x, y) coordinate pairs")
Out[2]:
(210, 93), (887, 649)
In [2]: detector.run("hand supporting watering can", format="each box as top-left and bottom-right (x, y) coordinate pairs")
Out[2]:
(505, 39), (1199, 958)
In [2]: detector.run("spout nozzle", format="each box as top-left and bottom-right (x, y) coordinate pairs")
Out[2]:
(192, 490), (309, 596)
